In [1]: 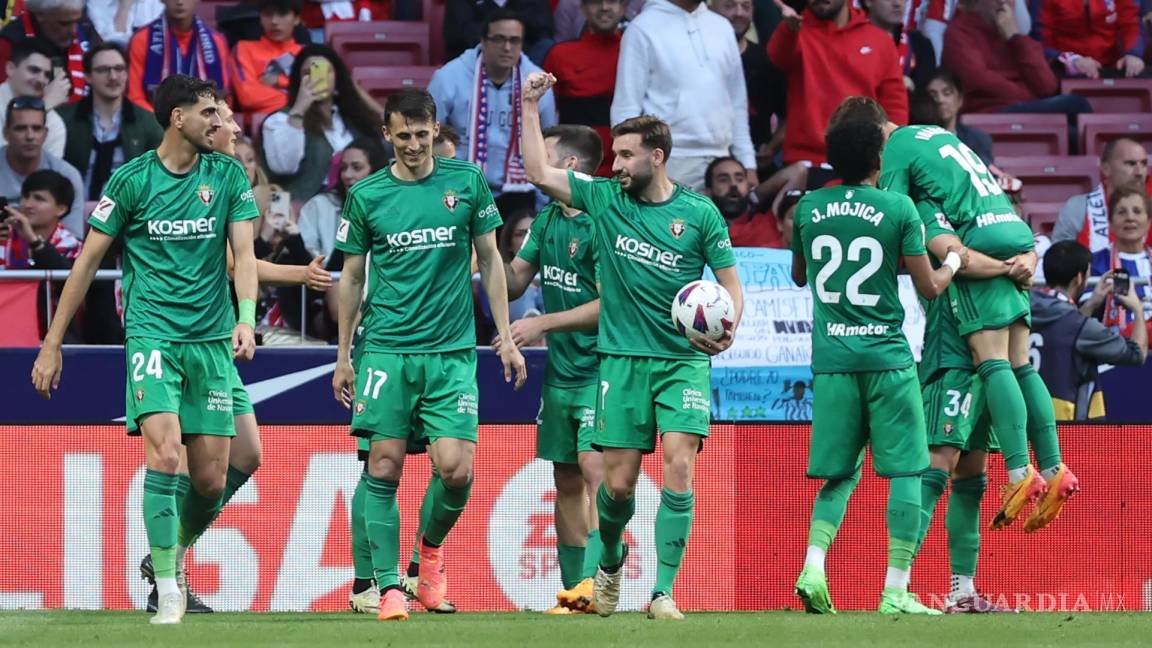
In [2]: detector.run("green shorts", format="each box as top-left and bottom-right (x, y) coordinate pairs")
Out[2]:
(808, 367), (929, 479)
(355, 427), (430, 461)
(950, 276), (1031, 337)
(124, 337), (237, 437)
(594, 354), (711, 454)
(922, 369), (998, 453)
(232, 365), (254, 416)
(537, 383), (597, 464)
(350, 349), (478, 445)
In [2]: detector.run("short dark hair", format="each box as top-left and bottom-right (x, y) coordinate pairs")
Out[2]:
(384, 88), (437, 126)
(21, 169), (74, 213)
(1101, 136), (1145, 163)
(611, 115), (673, 160)
(8, 38), (54, 68)
(927, 68), (964, 95)
(703, 156), (743, 190)
(826, 119), (884, 185)
(82, 41), (127, 74)
(909, 91), (943, 127)
(5, 96), (46, 128)
(153, 75), (219, 129)
(543, 124), (603, 175)
(1107, 185), (1151, 219)
(483, 8), (526, 38)
(344, 137), (390, 173)
(435, 123), (460, 148)
(828, 96), (889, 131)
(1042, 240), (1093, 288)
(257, 0), (303, 14)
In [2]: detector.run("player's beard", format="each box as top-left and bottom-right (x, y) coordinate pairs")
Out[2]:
(619, 165), (654, 198)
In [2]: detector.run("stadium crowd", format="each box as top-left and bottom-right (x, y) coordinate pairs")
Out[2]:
(0, 0), (1150, 417)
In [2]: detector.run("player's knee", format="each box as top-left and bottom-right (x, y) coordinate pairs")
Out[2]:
(663, 455), (695, 491)
(553, 464), (584, 496)
(191, 473), (226, 499)
(604, 472), (637, 498)
(230, 448), (262, 475)
(367, 455), (404, 481)
(439, 463), (473, 488)
(151, 452), (181, 475)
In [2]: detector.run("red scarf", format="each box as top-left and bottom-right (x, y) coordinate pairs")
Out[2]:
(23, 11), (89, 101)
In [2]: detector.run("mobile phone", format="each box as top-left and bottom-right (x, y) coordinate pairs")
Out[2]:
(52, 66), (65, 82)
(1113, 268), (1131, 297)
(0, 197), (9, 221)
(309, 58), (332, 96)
(269, 191), (291, 222)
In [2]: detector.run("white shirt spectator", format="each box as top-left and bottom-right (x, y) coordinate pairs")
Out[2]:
(0, 83), (67, 158)
(87, 0), (165, 44)
(297, 191), (342, 259)
(261, 107), (355, 177)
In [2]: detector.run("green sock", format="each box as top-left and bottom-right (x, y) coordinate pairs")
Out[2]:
(422, 478), (471, 547)
(351, 471), (373, 580)
(582, 529), (602, 580)
(174, 473), (191, 517)
(1014, 364), (1062, 471)
(808, 469), (862, 551)
(178, 485), (224, 548)
(364, 474), (401, 588)
(143, 470), (180, 579)
(411, 468), (440, 564)
(557, 544), (586, 590)
(914, 468), (949, 556)
(652, 488), (694, 597)
(596, 484), (634, 568)
(947, 475), (986, 577)
(220, 465), (252, 508)
(887, 475), (921, 570)
(977, 360), (1030, 472)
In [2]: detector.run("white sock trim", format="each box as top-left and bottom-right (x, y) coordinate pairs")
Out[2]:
(804, 545), (826, 571)
(884, 566), (910, 590)
(157, 577), (179, 598)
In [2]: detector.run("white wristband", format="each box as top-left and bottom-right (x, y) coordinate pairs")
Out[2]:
(943, 251), (962, 275)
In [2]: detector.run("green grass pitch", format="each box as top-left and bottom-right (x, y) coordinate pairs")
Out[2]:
(1, 611), (1149, 647)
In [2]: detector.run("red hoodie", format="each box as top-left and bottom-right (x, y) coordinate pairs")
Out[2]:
(1032, 0), (1143, 68)
(942, 9), (1058, 113)
(768, 8), (907, 166)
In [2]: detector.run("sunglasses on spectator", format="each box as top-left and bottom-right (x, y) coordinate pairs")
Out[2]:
(9, 97), (45, 111)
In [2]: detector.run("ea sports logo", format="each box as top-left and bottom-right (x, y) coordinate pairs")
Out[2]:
(488, 459), (660, 611)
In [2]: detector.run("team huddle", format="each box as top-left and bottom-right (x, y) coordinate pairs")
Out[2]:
(28, 70), (1075, 624)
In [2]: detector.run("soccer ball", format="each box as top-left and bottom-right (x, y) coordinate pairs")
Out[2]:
(671, 280), (734, 341)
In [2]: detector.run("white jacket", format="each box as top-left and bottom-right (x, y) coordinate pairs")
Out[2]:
(610, 0), (754, 167)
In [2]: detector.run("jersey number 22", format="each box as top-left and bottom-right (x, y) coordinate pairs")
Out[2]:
(812, 235), (882, 306)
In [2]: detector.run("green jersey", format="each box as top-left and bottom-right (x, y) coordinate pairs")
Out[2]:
(516, 202), (598, 386)
(792, 184), (924, 373)
(336, 158), (501, 353)
(880, 125), (1033, 260)
(915, 200), (974, 382)
(88, 151), (258, 341)
(566, 171), (736, 359)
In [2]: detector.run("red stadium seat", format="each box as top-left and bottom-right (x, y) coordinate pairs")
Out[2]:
(422, 0), (447, 65)
(960, 113), (1068, 157)
(1021, 201), (1064, 236)
(996, 156), (1099, 204)
(1078, 113), (1152, 157)
(352, 66), (438, 104)
(1061, 79), (1152, 113)
(326, 21), (430, 67)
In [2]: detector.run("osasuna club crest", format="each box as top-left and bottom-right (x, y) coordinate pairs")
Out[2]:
(443, 190), (459, 212)
(670, 219), (686, 239)
(197, 184), (214, 205)
(568, 237), (579, 258)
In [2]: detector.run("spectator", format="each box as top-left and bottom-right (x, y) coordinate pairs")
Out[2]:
(0, 97), (84, 237)
(543, 0), (625, 178)
(298, 0), (391, 34)
(769, 0), (907, 171)
(233, 134), (277, 216)
(614, 0), (756, 190)
(0, 0), (101, 100)
(1030, 0), (1146, 78)
(922, 69), (993, 163)
(429, 10), (557, 212)
(234, 0), (305, 113)
(942, 0), (1092, 123)
(127, 0), (232, 113)
(434, 123), (460, 158)
(774, 187), (802, 249)
(261, 44), (384, 201)
(1081, 187), (1152, 336)
(87, 0), (164, 44)
(711, 0), (787, 174)
(1052, 137), (1149, 252)
(58, 42), (163, 201)
(554, 0), (644, 40)
(919, 0), (1031, 66)
(297, 137), (388, 260)
(863, 0), (936, 91)
(0, 39), (68, 157)
(1031, 240), (1147, 420)
(0, 169), (84, 339)
(444, 0), (555, 65)
(498, 207), (544, 320)
(704, 156), (780, 247)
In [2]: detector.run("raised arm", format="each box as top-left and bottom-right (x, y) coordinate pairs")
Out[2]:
(476, 230), (528, 389)
(522, 72), (574, 205)
(31, 229), (116, 397)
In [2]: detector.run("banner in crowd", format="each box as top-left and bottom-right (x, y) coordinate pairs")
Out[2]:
(710, 249), (925, 421)
(1, 425), (1147, 612)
